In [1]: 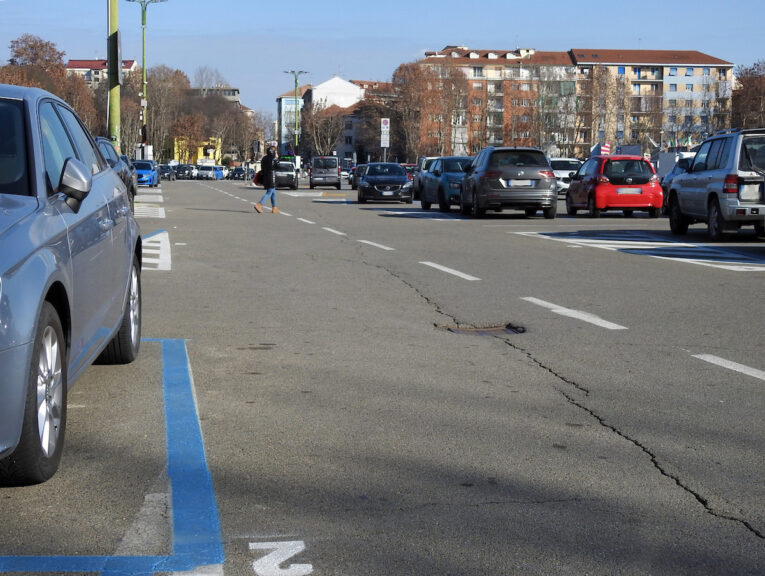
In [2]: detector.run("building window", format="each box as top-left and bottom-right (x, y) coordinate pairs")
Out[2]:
(616, 130), (624, 140)
(473, 82), (483, 89)
(669, 115), (676, 124)
(633, 67), (641, 78)
(632, 84), (640, 95)
(718, 68), (727, 79)
(472, 98), (483, 106)
(686, 84), (693, 92)
(520, 83), (530, 91)
(473, 67), (484, 78)
(685, 67), (694, 76)
(669, 84), (677, 92)
(703, 67), (710, 75)
(521, 99), (530, 106)
(669, 67), (677, 76)
(685, 115), (692, 124)
(669, 99), (677, 107)
(618, 66), (625, 75)
(345, 136), (352, 145)
(345, 121), (352, 130)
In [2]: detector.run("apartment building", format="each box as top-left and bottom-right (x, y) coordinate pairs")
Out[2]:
(66, 59), (139, 89)
(421, 46), (734, 157)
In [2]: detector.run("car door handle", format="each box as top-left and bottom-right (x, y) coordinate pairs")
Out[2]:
(98, 217), (115, 231)
(117, 205), (131, 217)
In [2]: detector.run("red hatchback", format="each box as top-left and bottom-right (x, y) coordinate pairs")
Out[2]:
(566, 155), (663, 218)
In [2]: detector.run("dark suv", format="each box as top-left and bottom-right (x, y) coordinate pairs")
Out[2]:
(667, 128), (765, 239)
(460, 147), (557, 218)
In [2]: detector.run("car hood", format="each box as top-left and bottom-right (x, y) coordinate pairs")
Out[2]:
(0, 194), (38, 240)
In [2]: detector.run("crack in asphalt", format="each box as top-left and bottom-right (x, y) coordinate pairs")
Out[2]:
(358, 251), (763, 541)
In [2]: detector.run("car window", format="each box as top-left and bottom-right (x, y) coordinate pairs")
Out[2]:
(133, 161), (152, 170)
(692, 141), (713, 172)
(444, 158), (471, 172)
(578, 158), (596, 177)
(489, 150), (547, 167)
(39, 100), (79, 193)
(56, 105), (102, 175)
(367, 164), (405, 176)
(705, 139), (725, 171)
(97, 140), (119, 164)
(551, 160), (582, 171)
(430, 159), (441, 172)
(604, 159), (652, 178)
(740, 136), (765, 171)
(0, 98), (30, 196)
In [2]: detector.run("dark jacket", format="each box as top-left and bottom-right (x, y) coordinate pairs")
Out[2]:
(260, 151), (278, 189)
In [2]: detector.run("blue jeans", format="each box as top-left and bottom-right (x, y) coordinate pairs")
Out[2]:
(259, 187), (276, 206)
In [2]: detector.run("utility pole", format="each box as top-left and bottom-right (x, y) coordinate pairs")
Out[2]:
(107, 0), (120, 152)
(127, 0), (167, 159)
(284, 70), (308, 153)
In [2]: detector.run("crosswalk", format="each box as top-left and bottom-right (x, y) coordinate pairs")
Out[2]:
(134, 188), (170, 271)
(516, 230), (765, 272)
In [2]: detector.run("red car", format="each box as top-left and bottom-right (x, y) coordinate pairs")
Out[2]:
(565, 155), (663, 218)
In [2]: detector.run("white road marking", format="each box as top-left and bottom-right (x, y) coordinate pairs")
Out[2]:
(521, 297), (628, 330)
(297, 218), (315, 224)
(419, 261), (480, 281)
(136, 194), (164, 203)
(358, 240), (395, 251)
(692, 354), (765, 381)
(250, 541), (313, 576)
(142, 231), (172, 270)
(322, 227), (347, 236)
(135, 204), (166, 219)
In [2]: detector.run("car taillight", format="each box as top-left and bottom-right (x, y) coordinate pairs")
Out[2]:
(723, 174), (739, 194)
(482, 170), (502, 180)
(597, 175), (610, 184)
(539, 170), (555, 178)
(649, 174), (660, 185)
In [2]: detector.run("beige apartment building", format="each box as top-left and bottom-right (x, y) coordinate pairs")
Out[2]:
(421, 46), (734, 157)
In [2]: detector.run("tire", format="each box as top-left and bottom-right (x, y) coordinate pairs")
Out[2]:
(357, 191), (366, 203)
(438, 189), (449, 212)
(707, 198), (724, 240)
(309, 182), (315, 189)
(459, 189), (471, 215)
(0, 302), (67, 485)
(755, 223), (765, 236)
(97, 255), (141, 364)
(668, 194), (689, 235)
(588, 195), (600, 218)
(648, 207), (661, 218)
(543, 203), (557, 219)
(471, 190), (485, 218)
(336, 182), (342, 190)
(623, 209), (634, 217)
(565, 192), (577, 216)
(421, 199), (431, 210)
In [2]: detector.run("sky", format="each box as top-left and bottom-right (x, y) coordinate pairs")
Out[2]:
(1, 0), (764, 115)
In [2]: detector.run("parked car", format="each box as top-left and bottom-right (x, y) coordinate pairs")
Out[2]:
(309, 156), (341, 189)
(566, 155), (662, 218)
(197, 165), (215, 180)
(121, 154), (138, 195)
(549, 157), (583, 195)
(228, 167), (246, 180)
(275, 161), (299, 189)
(420, 156), (472, 212)
(401, 163), (417, 182)
(356, 162), (413, 203)
(460, 147), (557, 218)
(350, 164), (367, 190)
(413, 156), (438, 200)
(174, 163), (194, 179)
(0, 84), (142, 485)
(94, 136), (137, 209)
(133, 159), (159, 187)
(667, 128), (765, 239)
(159, 164), (176, 181)
(660, 155), (693, 212)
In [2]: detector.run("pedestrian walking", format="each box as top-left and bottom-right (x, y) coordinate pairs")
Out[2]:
(254, 146), (280, 214)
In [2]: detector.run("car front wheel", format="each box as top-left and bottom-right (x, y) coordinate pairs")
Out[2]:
(668, 194), (689, 235)
(565, 192), (577, 216)
(707, 198), (724, 240)
(0, 302), (67, 485)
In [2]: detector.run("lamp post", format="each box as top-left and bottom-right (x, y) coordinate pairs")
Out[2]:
(284, 70), (307, 153)
(127, 0), (167, 158)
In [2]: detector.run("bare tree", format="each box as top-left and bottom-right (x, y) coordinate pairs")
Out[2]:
(733, 60), (765, 129)
(301, 101), (346, 156)
(193, 66), (227, 96)
(391, 62), (440, 161)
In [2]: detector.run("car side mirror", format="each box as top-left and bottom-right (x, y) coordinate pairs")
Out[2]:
(677, 158), (690, 172)
(59, 157), (91, 211)
(433, 169), (441, 177)
(568, 171), (576, 178)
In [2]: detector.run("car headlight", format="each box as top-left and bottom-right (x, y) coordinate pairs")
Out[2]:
(448, 179), (461, 189)
(402, 181), (412, 190)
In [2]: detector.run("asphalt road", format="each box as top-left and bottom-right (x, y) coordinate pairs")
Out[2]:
(1, 177), (763, 576)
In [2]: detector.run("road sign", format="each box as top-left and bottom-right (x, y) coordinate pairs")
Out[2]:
(381, 133), (390, 148)
(381, 118), (390, 133)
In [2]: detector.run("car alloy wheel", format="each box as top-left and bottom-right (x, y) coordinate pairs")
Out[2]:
(707, 198), (724, 240)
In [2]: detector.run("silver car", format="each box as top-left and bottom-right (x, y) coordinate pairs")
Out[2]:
(668, 128), (765, 239)
(0, 84), (142, 485)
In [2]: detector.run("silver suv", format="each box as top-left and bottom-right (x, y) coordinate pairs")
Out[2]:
(667, 128), (765, 239)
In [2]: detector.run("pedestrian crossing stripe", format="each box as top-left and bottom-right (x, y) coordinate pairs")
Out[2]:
(142, 230), (171, 271)
(135, 204), (165, 219)
(516, 231), (765, 272)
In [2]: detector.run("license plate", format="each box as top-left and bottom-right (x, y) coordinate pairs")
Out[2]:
(382, 191), (394, 196)
(508, 179), (532, 187)
(617, 187), (641, 194)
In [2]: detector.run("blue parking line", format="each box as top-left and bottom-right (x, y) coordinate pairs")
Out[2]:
(0, 338), (224, 574)
(141, 228), (167, 239)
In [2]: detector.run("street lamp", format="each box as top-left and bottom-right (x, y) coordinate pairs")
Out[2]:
(127, 0), (167, 158)
(284, 70), (308, 153)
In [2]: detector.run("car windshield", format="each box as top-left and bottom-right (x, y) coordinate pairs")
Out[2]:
(367, 164), (405, 177)
(276, 163), (295, 172)
(0, 99), (30, 196)
(551, 160), (581, 171)
(314, 158), (337, 169)
(422, 158), (436, 170)
(604, 159), (652, 178)
(133, 161), (152, 170)
(443, 158), (472, 172)
(490, 150), (548, 167)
